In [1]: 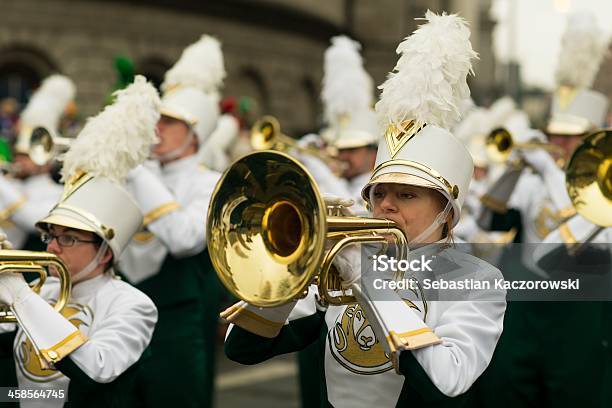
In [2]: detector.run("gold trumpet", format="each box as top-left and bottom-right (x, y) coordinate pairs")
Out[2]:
(28, 126), (73, 166)
(207, 150), (408, 307)
(251, 116), (346, 173)
(486, 127), (566, 164)
(0, 250), (71, 323)
(565, 128), (611, 230)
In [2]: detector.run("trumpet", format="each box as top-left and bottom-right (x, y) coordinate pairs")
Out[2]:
(0, 250), (71, 323)
(28, 126), (73, 166)
(251, 116), (346, 174)
(486, 127), (566, 164)
(565, 128), (611, 230)
(207, 150), (408, 307)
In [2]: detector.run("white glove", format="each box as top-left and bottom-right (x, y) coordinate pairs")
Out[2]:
(0, 232), (13, 249)
(521, 148), (557, 176)
(332, 244), (362, 289)
(324, 195), (355, 216)
(0, 273), (32, 306)
(297, 133), (324, 149)
(127, 164), (176, 216)
(513, 128), (547, 144)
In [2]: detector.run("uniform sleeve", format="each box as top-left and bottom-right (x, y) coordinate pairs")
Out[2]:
(224, 311), (324, 365)
(294, 153), (352, 198)
(128, 165), (219, 256)
(0, 175), (60, 233)
(399, 294), (506, 398)
(224, 286), (324, 364)
(534, 216), (611, 275)
(10, 197), (59, 234)
(55, 287), (157, 384)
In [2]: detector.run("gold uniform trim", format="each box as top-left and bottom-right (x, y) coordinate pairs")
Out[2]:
(557, 206), (577, 219)
(0, 196), (27, 220)
(480, 194), (508, 214)
(387, 327), (441, 352)
(40, 330), (88, 364)
(220, 303), (284, 339)
(559, 223), (577, 245)
(142, 202), (180, 226)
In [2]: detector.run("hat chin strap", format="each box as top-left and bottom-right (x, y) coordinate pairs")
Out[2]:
(71, 241), (109, 283)
(151, 130), (196, 162)
(410, 200), (453, 246)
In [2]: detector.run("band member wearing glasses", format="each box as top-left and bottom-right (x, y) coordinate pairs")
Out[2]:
(0, 77), (159, 407)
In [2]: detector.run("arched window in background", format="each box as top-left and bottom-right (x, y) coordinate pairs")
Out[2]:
(0, 45), (56, 104)
(226, 66), (270, 127)
(0, 45), (56, 139)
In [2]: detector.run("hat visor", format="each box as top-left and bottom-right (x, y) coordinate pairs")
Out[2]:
(36, 213), (97, 234)
(361, 172), (441, 201)
(160, 106), (197, 126)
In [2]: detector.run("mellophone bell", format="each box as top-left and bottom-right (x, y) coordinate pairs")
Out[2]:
(207, 150), (408, 308)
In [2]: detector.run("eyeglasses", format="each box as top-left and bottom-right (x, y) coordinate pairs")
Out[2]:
(40, 232), (99, 248)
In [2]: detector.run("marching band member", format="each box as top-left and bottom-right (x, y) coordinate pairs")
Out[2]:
(0, 76), (159, 407)
(0, 75), (73, 250)
(223, 12), (506, 407)
(118, 35), (223, 408)
(297, 36), (379, 216)
(472, 11), (610, 408)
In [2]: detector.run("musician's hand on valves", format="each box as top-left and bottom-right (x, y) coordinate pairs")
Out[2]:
(297, 133), (325, 149)
(0, 273), (31, 306)
(324, 195), (355, 216)
(0, 232), (13, 250)
(522, 147), (556, 176)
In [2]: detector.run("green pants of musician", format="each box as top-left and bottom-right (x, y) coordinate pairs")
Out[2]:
(132, 298), (218, 408)
(470, 301), (607, 408)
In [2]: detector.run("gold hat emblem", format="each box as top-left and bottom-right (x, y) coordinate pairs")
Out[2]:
(384, 120), (426, 158)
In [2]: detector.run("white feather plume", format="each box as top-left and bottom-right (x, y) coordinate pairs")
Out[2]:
(162, 35), (226, 94)
(486, 96), (516, 129)
(21, 74), (76, 131)
(321, 36), (374, 125)
(555, 11), (609, 88)
(61, 75), (160, 183)
(453, 107), (488, 143)
(376, 11), (478, 131)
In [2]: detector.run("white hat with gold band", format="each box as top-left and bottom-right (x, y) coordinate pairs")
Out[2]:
(361, 11), (477, 227)
(320, 36), (378, 150)
(547, 11), (609, 135)
(160, 35), (225, 145)
(36, 76), (160, 259)
(16, 75), (76, 154)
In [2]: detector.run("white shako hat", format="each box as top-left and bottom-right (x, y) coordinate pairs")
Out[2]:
(36, 76), (160, 259)
(16, 75), (76, 154)
(361, 11), (478, 227)
(547, 11), (609, 136)
(160, 35), (225, 145)
(452, 106), (490, 168)
(320, 36), (378, 150)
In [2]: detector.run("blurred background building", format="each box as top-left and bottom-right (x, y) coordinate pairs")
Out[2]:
(0, 0), (499, 135)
